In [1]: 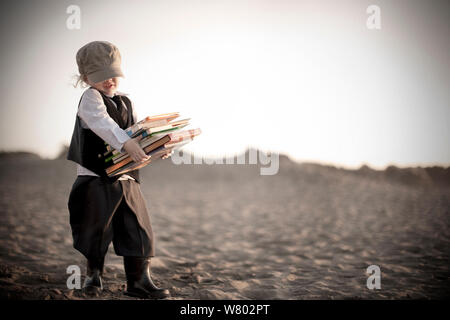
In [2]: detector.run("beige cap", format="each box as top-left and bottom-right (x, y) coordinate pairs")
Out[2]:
(76, 41), (124, 83)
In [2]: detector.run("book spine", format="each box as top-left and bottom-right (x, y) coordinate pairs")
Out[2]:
(107, 131), (169, 164)
(104, 119), (190, 158)
(125, 124), (143, 137)
(107, 145), (170, 177)
(164, 138), (192, 149)
(106, 136), (170, 174)
(168, 128), (202, 143)
(105, 154), (116, 163)
(110, 154), (125, 164)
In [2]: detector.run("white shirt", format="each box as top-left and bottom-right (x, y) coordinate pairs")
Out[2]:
(76, 88), (138, 181)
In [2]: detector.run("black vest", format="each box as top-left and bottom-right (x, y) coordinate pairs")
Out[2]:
(67, 88), (140, 183)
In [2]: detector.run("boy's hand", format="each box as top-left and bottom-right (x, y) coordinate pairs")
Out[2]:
(161, 150), (174, 160)
(123, 137), (150, 163)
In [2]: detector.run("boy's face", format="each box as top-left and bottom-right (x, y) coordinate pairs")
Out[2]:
(89, 77), (120, 96)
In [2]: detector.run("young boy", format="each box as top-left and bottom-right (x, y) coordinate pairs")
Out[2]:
(67, 41), (170, 299)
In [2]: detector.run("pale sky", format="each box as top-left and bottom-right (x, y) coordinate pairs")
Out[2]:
(0, 0), (449, 169)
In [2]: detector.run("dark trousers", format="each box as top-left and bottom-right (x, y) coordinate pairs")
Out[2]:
(68, 176), (154, 261)
(107, 196), (152, 256)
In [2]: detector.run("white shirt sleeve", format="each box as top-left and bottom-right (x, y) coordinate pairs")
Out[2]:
(78, 88), (131, 152)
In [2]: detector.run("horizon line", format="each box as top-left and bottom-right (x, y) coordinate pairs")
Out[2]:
(0, 148), (449, 171)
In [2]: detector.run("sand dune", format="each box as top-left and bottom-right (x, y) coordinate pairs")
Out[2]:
(0, 152), (449, 299)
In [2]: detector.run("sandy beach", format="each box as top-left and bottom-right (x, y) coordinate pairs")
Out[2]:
(0, 152), (449, 300)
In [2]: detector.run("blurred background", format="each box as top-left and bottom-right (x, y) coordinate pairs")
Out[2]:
(0, 0), (449, 169)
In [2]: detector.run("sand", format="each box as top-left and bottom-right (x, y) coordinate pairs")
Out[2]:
(0, 153), (449, 300)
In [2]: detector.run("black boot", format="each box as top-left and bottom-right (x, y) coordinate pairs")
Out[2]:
(123, 257), (170, 299)
(83, 256), (104, 294)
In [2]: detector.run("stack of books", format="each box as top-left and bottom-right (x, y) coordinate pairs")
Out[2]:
(104, 112), (201, 177)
